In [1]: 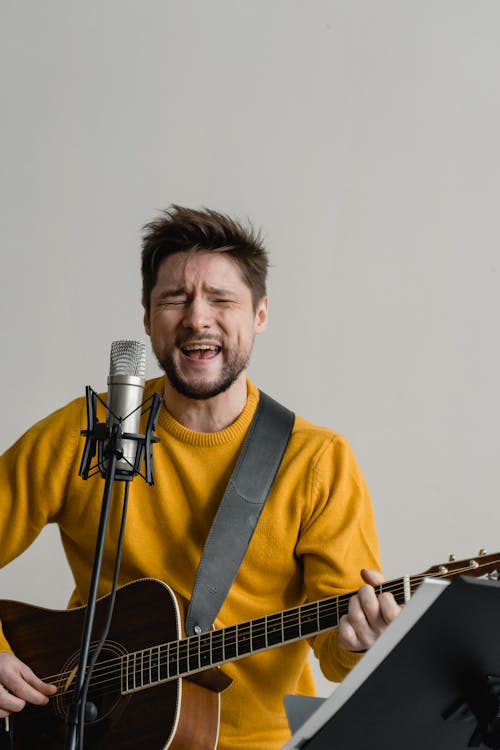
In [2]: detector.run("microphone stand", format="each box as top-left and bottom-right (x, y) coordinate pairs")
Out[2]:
(64, 387), (161, 750)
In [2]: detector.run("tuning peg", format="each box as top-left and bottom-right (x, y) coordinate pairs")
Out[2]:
(448, 554), (456, 562)
(478, 548), (487, 556)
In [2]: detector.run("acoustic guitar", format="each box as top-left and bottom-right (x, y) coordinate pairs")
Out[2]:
(0, 550), (498, 749)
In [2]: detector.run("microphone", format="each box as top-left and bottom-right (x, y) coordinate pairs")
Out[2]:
(106, 340), (146, 474)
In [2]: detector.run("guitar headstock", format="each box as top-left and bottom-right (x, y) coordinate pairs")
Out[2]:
(421, 549), (500, 583)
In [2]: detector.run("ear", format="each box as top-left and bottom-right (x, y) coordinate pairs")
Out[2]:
(143, 311), (151, 336)
(254, 296), (268, 334)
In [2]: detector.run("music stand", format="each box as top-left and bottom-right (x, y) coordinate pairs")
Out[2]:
(282, 576), (500, 749)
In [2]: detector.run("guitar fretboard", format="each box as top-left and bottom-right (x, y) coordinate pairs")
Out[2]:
(120, 577), (417, 693)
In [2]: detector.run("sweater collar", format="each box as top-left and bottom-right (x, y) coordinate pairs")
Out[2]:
(150, 377), (260, 447)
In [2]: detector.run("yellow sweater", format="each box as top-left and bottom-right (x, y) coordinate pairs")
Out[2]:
(0, 378), (380, 749)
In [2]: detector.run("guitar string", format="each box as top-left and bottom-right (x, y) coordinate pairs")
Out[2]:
(41, 560), (498, 701)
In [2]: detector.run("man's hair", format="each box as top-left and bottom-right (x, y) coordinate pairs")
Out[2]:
(141, 205), (269, 314)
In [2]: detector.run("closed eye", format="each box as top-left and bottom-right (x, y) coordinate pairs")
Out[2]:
(211, 297), (236, 305)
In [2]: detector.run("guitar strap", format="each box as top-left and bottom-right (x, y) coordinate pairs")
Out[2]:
(185, 390), (295, 636)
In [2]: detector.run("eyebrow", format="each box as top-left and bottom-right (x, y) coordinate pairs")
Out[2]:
(155, 288), (187, 299)
(155, 285), (237, 299)
(205, 286), (237, 297)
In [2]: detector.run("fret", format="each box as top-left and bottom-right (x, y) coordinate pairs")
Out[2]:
(236, 623), (241, 657)
(121, 652), (128, 693)
(188, 635), (200, 672)
(199, 631), (212, 669)
(131, 651), (137, 691)
(142, 647), (153, 687)
(127, 651), (133, 691)
(237, 622), (252, 657)
(318, 599), (337, 631)
(139, 649), (143, 689)
(178, 638), (188, 676)
(165, 643), (173, 681)
(137, 650), (142, 689)
(299, 602), (320, 637)
(224, 625), (237, 660)
(156, 644), (161, 683)
(149, 644), (159, 685)
(212, 628), (223, 664)
(129, 652), (134, 692)
(298, 606), (304, 638)
(266, 612), (283, 646)
(251, 616), (267, 652)
(283, 609), (300, 642)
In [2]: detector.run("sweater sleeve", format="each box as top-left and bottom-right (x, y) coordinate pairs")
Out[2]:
(0, 399), (84, 651)
(295, 433), (382, 683)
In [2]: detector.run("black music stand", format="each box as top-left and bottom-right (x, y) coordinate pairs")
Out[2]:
(282, 576), (500, 750)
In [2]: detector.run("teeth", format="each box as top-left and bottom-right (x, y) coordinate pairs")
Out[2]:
(182, 344), (219, 351)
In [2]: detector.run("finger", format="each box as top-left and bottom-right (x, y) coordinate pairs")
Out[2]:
(0, 684), (26, 715)
(1, 675), (49, 707)
(0, 665), (56, 711)
(345, 591), (380, 648)
(338, 614), (364, 652)
(379, 592), (401, 624)
(360, 568), (385, 587)
(356, 584), (388, 635)
(19, 664), (57, 697)
(4, 676), (55, 711)
(359, 569), (399, 629)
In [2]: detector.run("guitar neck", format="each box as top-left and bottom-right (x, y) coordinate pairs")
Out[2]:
(120, 551), (499, 694)
(122, 592), (349, 693)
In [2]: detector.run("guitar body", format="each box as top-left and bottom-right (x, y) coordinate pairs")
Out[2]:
(0, 579), (221, 750)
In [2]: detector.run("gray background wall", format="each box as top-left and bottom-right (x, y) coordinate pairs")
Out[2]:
(1, 1), (499, 697)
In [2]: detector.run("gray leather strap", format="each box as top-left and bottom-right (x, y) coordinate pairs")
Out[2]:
(185, 391), (295, 635)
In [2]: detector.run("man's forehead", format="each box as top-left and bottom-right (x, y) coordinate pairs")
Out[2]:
(155, 250), (246, 288)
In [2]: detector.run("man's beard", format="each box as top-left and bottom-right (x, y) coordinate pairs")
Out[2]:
(157, 348), (250, 400)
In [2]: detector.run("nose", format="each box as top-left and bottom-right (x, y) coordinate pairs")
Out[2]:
(181, 297), (213, 330)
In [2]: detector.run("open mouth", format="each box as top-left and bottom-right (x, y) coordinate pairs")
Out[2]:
(180, 343), (222, 361)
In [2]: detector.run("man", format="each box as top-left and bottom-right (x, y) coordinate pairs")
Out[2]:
(0, 206), (399, 749)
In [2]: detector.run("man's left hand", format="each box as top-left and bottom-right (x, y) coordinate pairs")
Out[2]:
(338, 569), (401, 652)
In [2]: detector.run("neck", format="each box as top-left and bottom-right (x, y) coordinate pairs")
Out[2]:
(162, 373), (248, 432)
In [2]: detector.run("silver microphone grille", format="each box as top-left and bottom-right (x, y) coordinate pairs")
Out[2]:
(109, 340), (146, 378)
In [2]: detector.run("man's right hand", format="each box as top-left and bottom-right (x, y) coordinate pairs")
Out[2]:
(0, 652), (57, 718)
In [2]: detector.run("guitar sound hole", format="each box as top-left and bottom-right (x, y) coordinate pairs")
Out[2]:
(55, 640), (127, 723)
